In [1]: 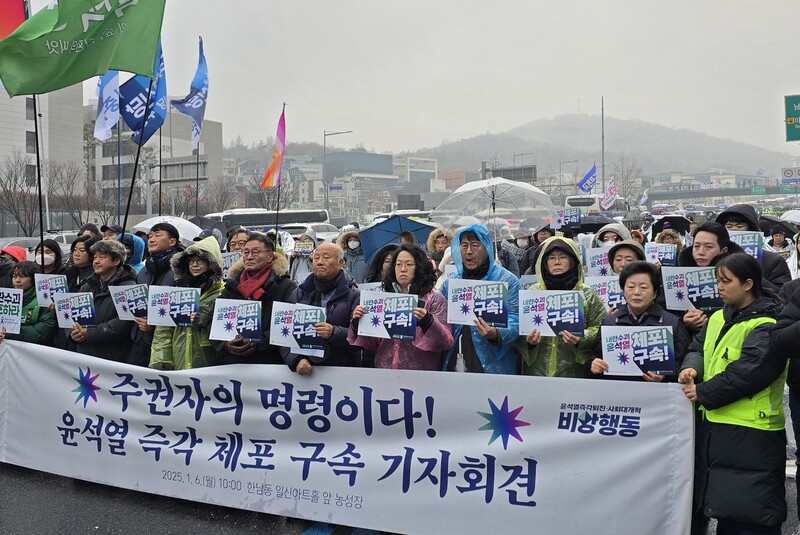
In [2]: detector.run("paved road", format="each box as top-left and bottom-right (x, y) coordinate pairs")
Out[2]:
(0, 460), (797, 534)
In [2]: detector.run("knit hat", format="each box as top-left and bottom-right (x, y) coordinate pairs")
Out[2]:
(771, 226), (786, 236)
(0, 246), (27, 263)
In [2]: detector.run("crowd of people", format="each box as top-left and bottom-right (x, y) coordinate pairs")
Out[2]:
(1, 203), (800, 533)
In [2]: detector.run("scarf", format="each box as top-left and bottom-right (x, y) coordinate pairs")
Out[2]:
(309, 271), (342, 306)
(237, 264), (272, 300)
(462, 256), (490, 280)
(542, 269), (579, 291)
(183, 272), (215, 295)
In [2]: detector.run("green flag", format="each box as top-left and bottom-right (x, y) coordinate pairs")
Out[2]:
(0, 0), (166, 97)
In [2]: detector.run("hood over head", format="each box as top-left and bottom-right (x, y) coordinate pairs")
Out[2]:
(338, 230), (362, 252)
(120, 232), (145, 266)
(426, 228), (453, 253)
(607, 239), (646, 264)
(1, 246), (27, 263)
(451, 224), (496, 278)
(715, 204), (760, 231)
(593, 223), (632, 247)
(171, 236), (224, 285)
(534, 236), (584, 287)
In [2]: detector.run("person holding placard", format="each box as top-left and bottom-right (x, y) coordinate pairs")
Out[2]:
(676, 222), (745, 334)
(0, 261), (56, 346)
(654, 228), (684, 254)
(679, 253), (787, 534)
(715, 204), (791, 293)
(216, 233), (296, 365)
(518, 237), (607, 378)
(282, 242), (361, 374)
(587, 261), (688, 381)
(149, 237), (225, 371)
(289, 229), (317, 283)
(129, 223), (183, 367)
(69, 240), (137, 361)
(440, 224), (520, 374)
(66, 236), (99, 292)
(349, 244), (453, 370)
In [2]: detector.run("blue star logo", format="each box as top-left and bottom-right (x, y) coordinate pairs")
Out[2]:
(224, 321), (234, 332)
(281, 326), (290, 337)
(460, 303), (471, 315)
(675, 290), (685, 301)
(370, 315), (381, 326)
(158, 307), (167, 317)
(72, 367), (100, 407)
(599, 266), (609, 276)
(617, 352), (630, 364)
(533, 314), (543, 325)
(478, 396), (530, 450)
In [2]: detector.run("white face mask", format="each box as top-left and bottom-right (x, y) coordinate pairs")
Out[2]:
(30, 252), (55, 266)
(347, 240), (360, 250)
(602, 240), (616, 247)
(517, 239), (529, 248)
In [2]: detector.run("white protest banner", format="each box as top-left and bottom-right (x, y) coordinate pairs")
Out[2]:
(147, 286), (200, 327)
(584, 276), (625, 310)
(221, 252), (243, 280)
(209, 298), (262, 342)
(645, 243), (677, 266)
(109, 286), (135, 321)
(444, 264), (457, 278)
(600, 326), (676, 376)
(358, 290), (417, 340)
(729, 231), (764, 262)
(0, 342), (694, 535)
(551, 207), (581, 229)
(585, 247), (612, 277)
(519, 290), (585, 336)
(34, 273), (69, 307)
(269, 301), (326, 358)
(661, 267), (722, 311)
(0, 288), (23, 334)
(447, 279), (509, 328)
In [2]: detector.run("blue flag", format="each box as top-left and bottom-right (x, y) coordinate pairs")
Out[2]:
(94, 70), (119, 142)
(119, 43), (167, 145)
(171, 37), (208, 150)
(576, 164), (597, 193)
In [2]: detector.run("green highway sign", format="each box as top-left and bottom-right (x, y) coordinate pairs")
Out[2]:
(752, 185), (766, 194)
(780, 185), (797, 193)
(786, 95), (800, 142)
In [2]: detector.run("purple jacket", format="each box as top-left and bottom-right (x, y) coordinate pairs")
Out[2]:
(281, 271), (362, 370)
(348, 290), (453, 371)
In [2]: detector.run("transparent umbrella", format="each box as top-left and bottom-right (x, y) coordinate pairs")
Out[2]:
(430, 177), (553, 236)
(132, 216), (203, 245)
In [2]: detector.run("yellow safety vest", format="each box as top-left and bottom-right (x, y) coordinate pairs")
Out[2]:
(701, 310), (786, 431)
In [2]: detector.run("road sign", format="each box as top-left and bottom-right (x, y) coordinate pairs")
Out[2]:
(780, 185), (797, 193)
(786, 95), (800, 142)
(752, 185), (766, 195)
(783, 167), (800, 180)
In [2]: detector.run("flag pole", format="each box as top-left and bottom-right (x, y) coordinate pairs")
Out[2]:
(195, 148), (200, 216)
(117, 116), (121, 224)
(121, 78), (154, 237)
(32, 93), (45, 266)
(273, 102), (286, 231)
(158, 128), (162, 216)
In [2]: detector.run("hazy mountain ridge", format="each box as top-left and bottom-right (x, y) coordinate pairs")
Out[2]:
(408, 114), (795, 177)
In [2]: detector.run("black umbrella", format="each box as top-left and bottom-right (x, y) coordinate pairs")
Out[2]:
(652, 215), (690, 236)
(575, 213), (616, 234)
(759, 214), (799, 238)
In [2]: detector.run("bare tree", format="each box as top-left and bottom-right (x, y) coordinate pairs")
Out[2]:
(246, 175), (294, 209)
(612, 152), (644, 204)
(47, 160), (86, 228)
(203, 175), (240, 212)
(173, 184), (208, 217)
(0, 151), (41, 236)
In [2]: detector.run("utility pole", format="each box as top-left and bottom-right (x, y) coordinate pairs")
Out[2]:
(601, 96), (606, 192)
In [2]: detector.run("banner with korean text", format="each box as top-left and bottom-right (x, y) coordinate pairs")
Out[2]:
(0, 342), (693, 535)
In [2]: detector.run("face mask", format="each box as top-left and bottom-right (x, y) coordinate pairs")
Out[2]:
(517, 239), (528, 248)
(347, 240), (360, 250)
(31, 252), (55, 266)
(602, 240), (616, 247)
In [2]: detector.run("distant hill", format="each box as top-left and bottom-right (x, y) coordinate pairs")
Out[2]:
(407, 114), (795, 177)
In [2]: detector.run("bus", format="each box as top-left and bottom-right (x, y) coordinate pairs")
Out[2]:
(565, 195), (630, 216)
(208, 208), (331, 231)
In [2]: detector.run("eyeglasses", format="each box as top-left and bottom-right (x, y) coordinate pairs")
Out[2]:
(229, 240), (248, 248)
(187, 258), (207, 265)
(396, 262), (416, 270)
(242, 249), (269, 257)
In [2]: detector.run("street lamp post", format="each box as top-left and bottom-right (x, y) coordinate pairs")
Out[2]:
(323, 129), (353, 213)
(559, 159), (578, 205)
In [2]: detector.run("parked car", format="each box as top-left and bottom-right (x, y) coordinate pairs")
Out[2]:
(279, 223), (340, 245)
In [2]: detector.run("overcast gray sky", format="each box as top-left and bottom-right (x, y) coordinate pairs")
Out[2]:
(36, 0), (799, 155)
